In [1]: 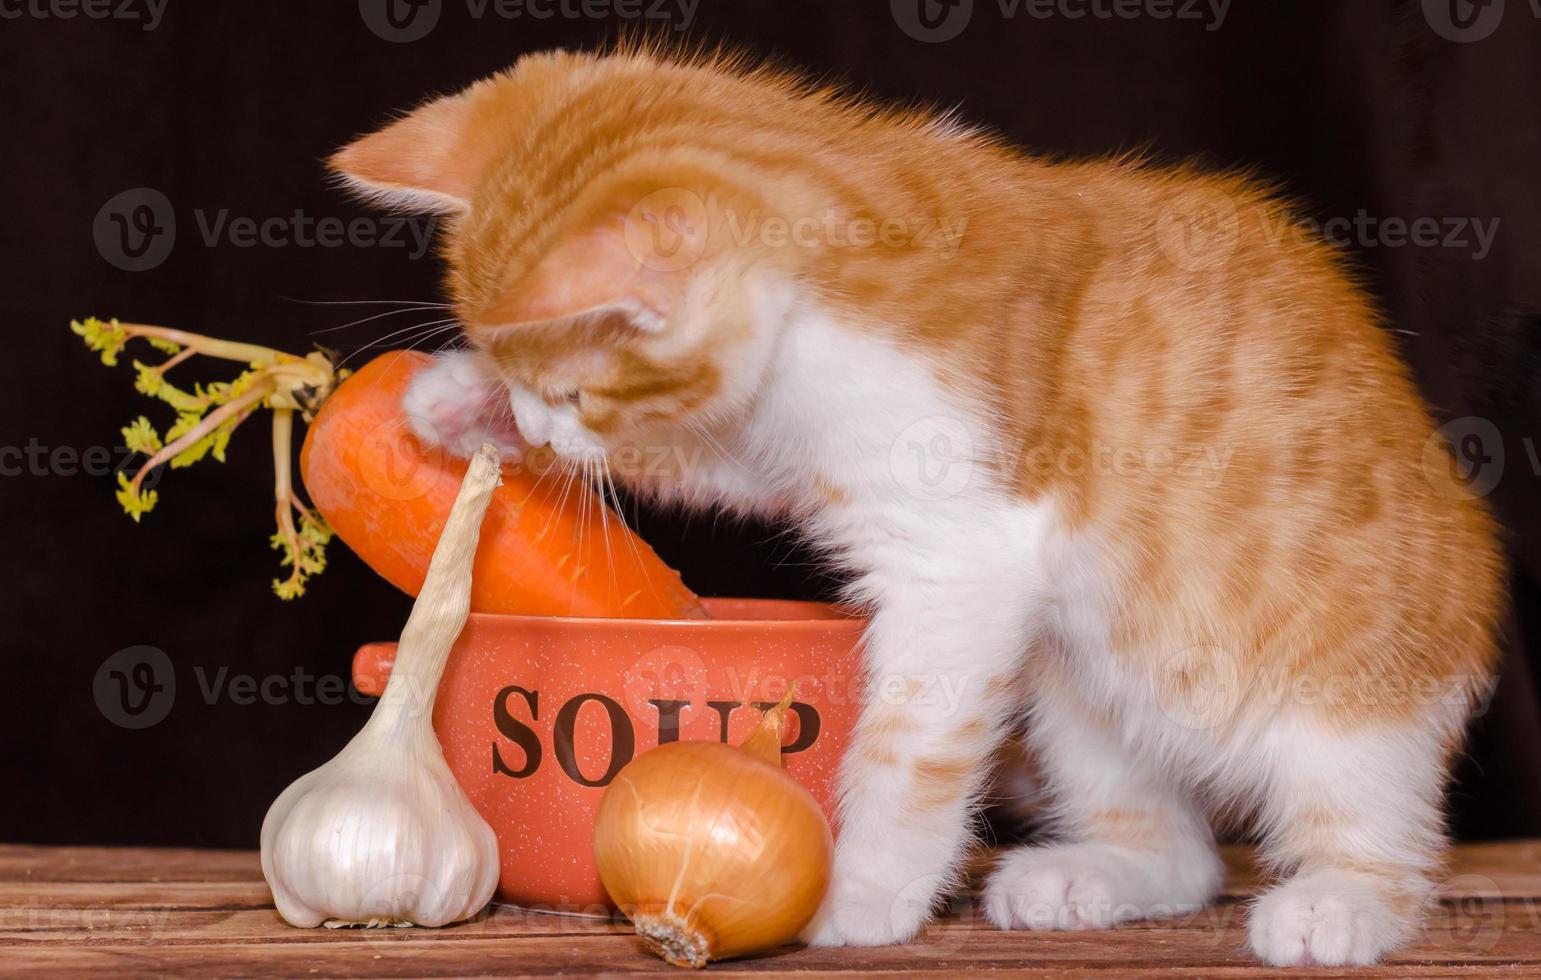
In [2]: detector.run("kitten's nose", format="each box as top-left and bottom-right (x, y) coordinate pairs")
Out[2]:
(508, 388), (551, 447)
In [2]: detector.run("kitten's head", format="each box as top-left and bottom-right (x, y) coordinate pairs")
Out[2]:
(331, 50), (802, 457)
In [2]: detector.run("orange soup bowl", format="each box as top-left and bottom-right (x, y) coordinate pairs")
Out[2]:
(351, 598), (867, 913)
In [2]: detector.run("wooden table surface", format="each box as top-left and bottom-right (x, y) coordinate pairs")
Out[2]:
(5, 842), (1541, 978)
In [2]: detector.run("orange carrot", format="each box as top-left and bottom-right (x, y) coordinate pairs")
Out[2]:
(299, 350), (708, 619)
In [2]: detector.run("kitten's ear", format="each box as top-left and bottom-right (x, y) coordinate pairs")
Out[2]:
(484, 188), (713, 333)
(330, 89), (493, 213)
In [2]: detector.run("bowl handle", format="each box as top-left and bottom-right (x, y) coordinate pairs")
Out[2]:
(351, 642), (399, 697)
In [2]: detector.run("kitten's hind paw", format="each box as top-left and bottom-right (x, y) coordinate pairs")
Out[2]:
(1248, 870), (1417, 966)
(984, 842), (1221, 932)
(800, 872), (937, 948)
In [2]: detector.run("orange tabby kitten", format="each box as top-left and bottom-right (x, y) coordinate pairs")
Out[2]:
(333, 46), (1503, 965)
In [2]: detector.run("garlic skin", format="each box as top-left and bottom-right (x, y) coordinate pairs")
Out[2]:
(261, 445), (503, 928)
(593, 693), (833, 967)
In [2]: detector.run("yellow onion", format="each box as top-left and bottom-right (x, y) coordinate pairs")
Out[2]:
(593, 690), (833, 968)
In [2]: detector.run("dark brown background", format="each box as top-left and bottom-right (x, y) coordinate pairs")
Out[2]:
(2, 0), (1538, 847)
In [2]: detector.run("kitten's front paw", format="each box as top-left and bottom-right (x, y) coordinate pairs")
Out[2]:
(1248, 871), (1415, 967)
(400, 351), (524, 459)
(801, 870), (936, 948)
(984, 842), (1219, 932)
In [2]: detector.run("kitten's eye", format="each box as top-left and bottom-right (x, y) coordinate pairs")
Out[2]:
(566, 390), (583, 405)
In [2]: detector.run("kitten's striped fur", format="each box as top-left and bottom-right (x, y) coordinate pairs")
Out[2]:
(337, 45), (1503, 965)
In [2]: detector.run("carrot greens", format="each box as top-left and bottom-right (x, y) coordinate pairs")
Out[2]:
(71, 316), (345, 598)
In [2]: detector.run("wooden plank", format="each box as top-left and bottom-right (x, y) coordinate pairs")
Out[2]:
(0, 845), (261, 883)
(2, 843), (1540, 977)
(1, 928), (1538, 979)
(0, 881), (273, 910)
(3, 898), (1537, 970)
(3, 895), (1539, 952)
(7, 842), (1536, 893)
(0, 904), (627, 943)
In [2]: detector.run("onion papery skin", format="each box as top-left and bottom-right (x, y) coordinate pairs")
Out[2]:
(593, 740), (833, 968)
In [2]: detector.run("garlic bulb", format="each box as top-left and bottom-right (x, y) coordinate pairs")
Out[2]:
(593, 690), (833, 968)
(261, 444), (503, 928)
